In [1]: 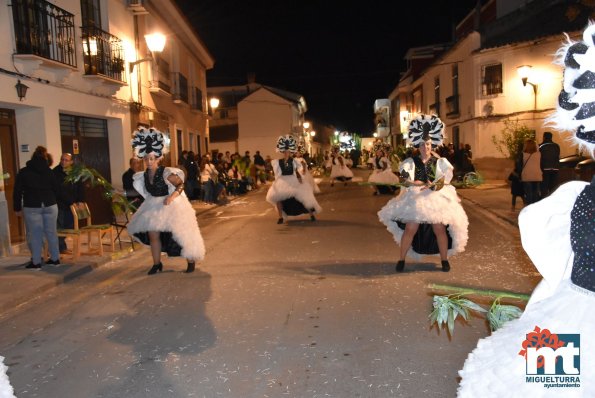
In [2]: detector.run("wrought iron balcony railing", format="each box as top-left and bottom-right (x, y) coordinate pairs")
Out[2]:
(446, 95), (460, 118)
(11, 0), (77, 67)
(191, 87), (203, 111)
(171, 72), (189, 104)
(81, 25), (126, 83)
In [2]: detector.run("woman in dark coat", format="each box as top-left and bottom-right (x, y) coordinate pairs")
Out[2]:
(13, 146), (61, 268)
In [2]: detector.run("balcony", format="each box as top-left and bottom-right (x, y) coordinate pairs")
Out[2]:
(429, 102), (440, 117)
(171, 72), (189, 104)
(149, 55), (171, 96)
(191, 87), (203, 112)
(81, 26), (126, 84)
(11, 0), (77, 68)
(446, 95), (460, 118)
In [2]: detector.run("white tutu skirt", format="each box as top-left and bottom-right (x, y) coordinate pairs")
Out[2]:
(127, 194), (205, 261)
(266, 174), (322, 216)
(369, 168), (400, 185)
(377, 185), (468, 258)
(458, 281), (594, 398)
(330, 163), (354, 179)
(303, 169), (321, 194)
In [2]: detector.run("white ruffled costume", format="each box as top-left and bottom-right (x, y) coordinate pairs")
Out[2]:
(127, 167), (205, 261)
(457, 181), (592, 397)
(0, 356), (15, 398)
(368, 157), (400, 185)
(329, 155), (354, 180)
(378, 157), (468, 259)
(266, 158), (322, 216)
(297, 158), (320, 194)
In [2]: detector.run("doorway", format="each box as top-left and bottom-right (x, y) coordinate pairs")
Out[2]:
(0, 109), (24, 243)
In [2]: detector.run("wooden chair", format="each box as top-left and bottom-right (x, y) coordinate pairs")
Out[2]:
(58, 203), (114, 258)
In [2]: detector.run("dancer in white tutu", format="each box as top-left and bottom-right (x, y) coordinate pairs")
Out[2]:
(378, 114), (468, 272)
(127, 125), (205, 274)
(368, 140), (399, 195)
(266, 135), (322, 224)
(329, 145), (354, 186)
(295, 145), (320, 194)
(458, 23), (595, 398)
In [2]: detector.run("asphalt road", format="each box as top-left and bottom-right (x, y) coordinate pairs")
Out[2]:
(0, 174), (541, 397)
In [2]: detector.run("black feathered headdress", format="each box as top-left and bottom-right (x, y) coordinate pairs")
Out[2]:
(276, 135), (297, 153)
(408, 114), (445, 148)
(131, 127), (167, 158)
(546, 21), (595, 154)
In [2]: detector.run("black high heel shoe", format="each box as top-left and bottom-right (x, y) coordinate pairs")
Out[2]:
(441, 260), (450, 272)
(277, 218), (284, 224)
(147, 262), (163, 275)
(396, 260), (405, 272)
(185, 262), (195, 273)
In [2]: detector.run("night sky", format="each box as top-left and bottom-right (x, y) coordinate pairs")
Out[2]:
(174, 0), (479, 136)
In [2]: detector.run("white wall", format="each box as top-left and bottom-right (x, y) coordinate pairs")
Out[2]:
(238, 89), (295, 160)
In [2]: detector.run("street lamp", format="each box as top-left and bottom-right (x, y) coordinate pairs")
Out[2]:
(310, 130), (316, 137)
(15, 80), (29, 101)
(303, 121), (310, 129)
(517, 65), (538, 109)
(129, 33), (166, 73)
(209, 97), (220, 117)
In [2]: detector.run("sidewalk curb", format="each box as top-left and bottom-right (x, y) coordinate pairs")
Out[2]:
(1, 192), (252, 315)
(1, 248), (145, 315)
(459, 193), (519, 228)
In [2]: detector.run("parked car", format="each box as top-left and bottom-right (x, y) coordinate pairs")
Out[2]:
(575, 158), (595, 182)
(558, 154), (589, 184)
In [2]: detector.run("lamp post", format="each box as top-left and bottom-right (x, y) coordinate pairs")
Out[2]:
(517, 65), (538, 110)
(15, 80), (29, 101)
(129, 33), (166, 73)
(209, 97), (220, 116)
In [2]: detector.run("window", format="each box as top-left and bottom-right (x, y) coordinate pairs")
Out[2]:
(80, 0), (101, 28)
(482, 64), (502, 96)
(433, 76), (440, 116)
(60, 114), (107, 137)
(452, 64), (459, 97)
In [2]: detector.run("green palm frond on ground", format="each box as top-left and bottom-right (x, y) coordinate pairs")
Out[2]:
(428, 284), (528, 336)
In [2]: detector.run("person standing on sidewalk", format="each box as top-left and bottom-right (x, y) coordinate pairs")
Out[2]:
(378, 114), (468, 273)
(53, 153), (84, 254)
(13, 146), (61, 269)
(521, 139), (542, 205)
(127, 126), (205, 275)
(539, 131), (560, 198)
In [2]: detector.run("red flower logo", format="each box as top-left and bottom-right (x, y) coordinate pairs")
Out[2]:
(519, 326), (566, 369)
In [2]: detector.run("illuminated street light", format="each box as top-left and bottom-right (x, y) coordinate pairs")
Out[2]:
(310, 131), (316, 137)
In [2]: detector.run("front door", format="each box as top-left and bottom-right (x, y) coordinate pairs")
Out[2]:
(60, 114), (112, 224)
(0, 109), (24, 243)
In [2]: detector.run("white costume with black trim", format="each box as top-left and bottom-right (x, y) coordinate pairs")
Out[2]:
(368, 156), (400, 185)
(378, 156), (468, 259)
(266, 158), (322, 216)
(457, 181), (593, 397)
(297, 157), (320, 194)
(329, 154), (354, 180)
(459, 22), (595, 398)
(127, 167), (205, 261)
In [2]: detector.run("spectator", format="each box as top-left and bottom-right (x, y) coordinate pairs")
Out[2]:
(183, 151), (199, 200)
(521, 139), (542, 205)
(53, 153), (85, 254)
(253, 150), (266, 185)
(122, 157), (144, 210)
(539, 131), (560, 198)
(14, 146), (61, 269)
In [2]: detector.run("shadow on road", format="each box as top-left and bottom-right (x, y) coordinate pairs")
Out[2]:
(98, 269), (216, 397)
(285, 261), (449, 277)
